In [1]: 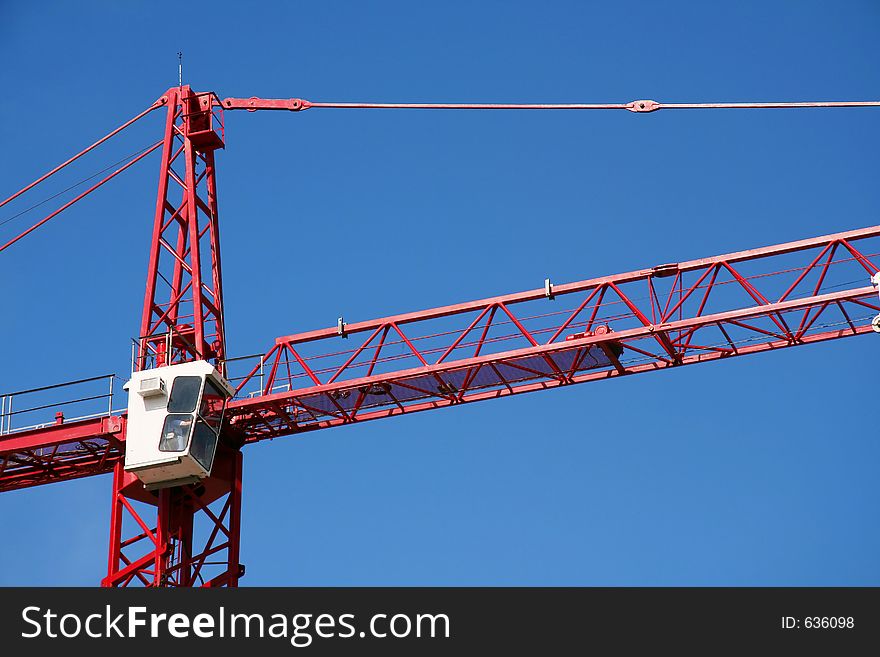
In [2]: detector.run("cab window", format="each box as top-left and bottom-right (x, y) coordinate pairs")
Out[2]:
(167, 376), (202, 413)
(159, 414), (194, 452)
(199, 378), (226, 430)
(189, 420), (218, 470)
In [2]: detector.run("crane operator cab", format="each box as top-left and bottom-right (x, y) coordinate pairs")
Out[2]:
(123, 361), (235, 490)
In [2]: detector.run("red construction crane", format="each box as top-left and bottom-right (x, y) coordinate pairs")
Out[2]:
(2, 86), (879, 587)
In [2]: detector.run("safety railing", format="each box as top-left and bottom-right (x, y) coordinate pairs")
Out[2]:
(132, 326), (201, 373)
(0, 373), (122, 435)
(182, 90), (225, 149)
(222, 352), (270, 399)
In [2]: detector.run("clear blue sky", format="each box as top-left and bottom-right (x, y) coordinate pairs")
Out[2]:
(1, 1), (879, 585)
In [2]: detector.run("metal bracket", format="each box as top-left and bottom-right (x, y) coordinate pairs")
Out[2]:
(626, 99), (661, 113)
(544, 278), (554, 300)
(337, 316), (347, 338)
(652, 262), (680, 278)
(871, 273), (880, 333)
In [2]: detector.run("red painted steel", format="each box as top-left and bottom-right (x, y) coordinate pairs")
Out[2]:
(103, 447), (243, 588)
(0, 415), (124, 492)
(0, 99), (163, 210)
(222, 97), (308, 112)
(5, 226), (875, 495)
(136, 86), (227, 373)
(2, 90), (880, 588)
(102, 87), (240, 588)
(0, 142), (162, 254)
(225, 226), (880, 440)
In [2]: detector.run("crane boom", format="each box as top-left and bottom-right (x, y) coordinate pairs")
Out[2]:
(225, 224), (880, 439)
(3, 224), (878, 493)
(0, 415), (124, 492)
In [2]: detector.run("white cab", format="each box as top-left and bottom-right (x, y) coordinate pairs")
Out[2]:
(124, 361), (234, 490)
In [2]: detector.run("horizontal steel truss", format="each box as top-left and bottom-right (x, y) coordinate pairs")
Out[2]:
(0, 415), (124, 492)
(2, 226), (879, 493)
(227, 225), (880, 441)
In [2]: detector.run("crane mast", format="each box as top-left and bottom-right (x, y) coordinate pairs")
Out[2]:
(1, 87), (878, 587)
(138, 86), (227, 372)
(114, 87), (236, 587)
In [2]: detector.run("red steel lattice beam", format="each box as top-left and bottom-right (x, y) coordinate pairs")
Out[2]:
(137, 86), (227, 373)
(2, 227), (879, 492)
(104, 87), (240, 588)
(225, 225), (880, 441)
(0, 415), (125, 493)
(102, 448), (243, 588)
